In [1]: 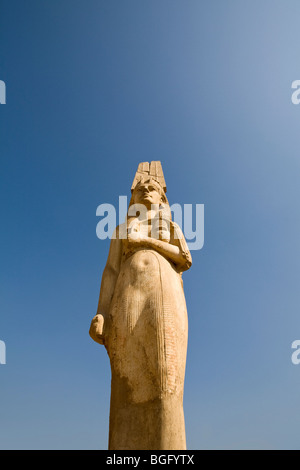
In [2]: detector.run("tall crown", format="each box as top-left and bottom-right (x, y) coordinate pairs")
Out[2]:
(131, 161), (167, 193)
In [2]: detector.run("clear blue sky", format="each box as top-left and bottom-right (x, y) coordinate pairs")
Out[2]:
(1, 0), (300, 449)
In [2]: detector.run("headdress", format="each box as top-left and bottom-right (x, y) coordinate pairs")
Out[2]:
(131, 161), (167, 194)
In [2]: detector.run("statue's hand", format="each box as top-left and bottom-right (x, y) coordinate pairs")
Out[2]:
(125, 226), (147, 249)
(128, 230), (146, 243)
(89, 314), (105, 345)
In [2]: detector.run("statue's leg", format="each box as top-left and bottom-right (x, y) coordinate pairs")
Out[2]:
(108, 372), (186, 450)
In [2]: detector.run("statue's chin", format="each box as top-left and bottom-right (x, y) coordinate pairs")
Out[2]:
(138, 199), (152, 209)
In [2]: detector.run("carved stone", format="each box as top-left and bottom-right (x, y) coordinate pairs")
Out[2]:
(89, 162), (192, 450)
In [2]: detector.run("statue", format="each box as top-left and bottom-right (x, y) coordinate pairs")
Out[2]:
(89, 161), (192, 450)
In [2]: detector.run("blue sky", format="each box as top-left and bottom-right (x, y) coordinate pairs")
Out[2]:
(1, 0), (300, 449)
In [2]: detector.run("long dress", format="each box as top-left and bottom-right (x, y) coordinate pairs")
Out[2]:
(105, 225), (191, 450)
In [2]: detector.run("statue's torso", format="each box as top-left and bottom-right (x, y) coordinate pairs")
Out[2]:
(106, 247), (188, 402)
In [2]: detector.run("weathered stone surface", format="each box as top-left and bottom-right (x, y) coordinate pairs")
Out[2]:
(89, 162), (192, 450)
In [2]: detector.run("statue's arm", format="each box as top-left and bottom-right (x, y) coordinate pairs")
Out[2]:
(127, 221), (192, 272)
(170, 221), (192, 272)
(89, 228), (122, 345)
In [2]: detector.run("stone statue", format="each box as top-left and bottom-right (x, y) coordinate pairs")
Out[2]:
(89, 161), (192, 450)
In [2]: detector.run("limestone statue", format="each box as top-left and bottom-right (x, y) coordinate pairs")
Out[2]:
(89, 161), (192, 450)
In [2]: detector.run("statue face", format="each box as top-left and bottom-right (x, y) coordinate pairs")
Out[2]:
(133, 182), (163, 208)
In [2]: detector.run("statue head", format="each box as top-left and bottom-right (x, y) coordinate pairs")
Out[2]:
(131, 177), (168, 208)
(128, 161), (170, 224)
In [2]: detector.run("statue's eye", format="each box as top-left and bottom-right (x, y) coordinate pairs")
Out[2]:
(149, 186), (155, 191)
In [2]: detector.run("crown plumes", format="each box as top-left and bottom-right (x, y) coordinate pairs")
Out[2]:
(131, 161), (167, 193)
